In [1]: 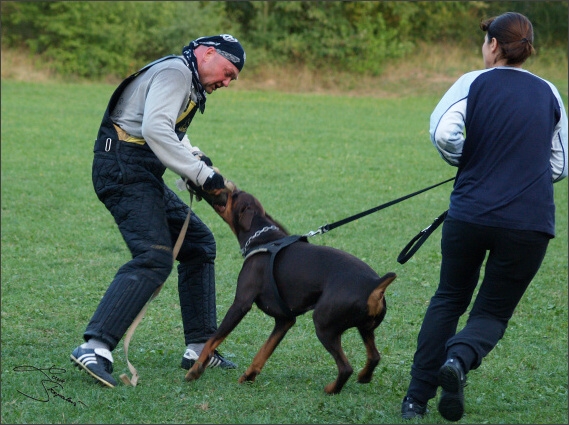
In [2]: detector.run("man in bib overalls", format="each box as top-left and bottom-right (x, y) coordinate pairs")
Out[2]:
(71, 34), (245, 387)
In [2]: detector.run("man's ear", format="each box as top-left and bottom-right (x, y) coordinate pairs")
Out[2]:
(202, 46), (217, 63)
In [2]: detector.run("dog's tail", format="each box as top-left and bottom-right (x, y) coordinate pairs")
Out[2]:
(367, 272), (396, 316)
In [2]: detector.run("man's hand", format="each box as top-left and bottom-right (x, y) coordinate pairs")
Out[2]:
(193, 151), (213, 166)
(202, 172), (225, 193)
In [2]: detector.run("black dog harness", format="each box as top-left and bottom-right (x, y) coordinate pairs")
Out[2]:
(243, 235), (308, 318)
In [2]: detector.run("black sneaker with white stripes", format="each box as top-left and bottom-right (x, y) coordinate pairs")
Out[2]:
(70, 346), (117, 388)
(181, 348), (237, 370)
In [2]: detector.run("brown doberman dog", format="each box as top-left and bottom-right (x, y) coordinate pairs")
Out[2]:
(184, 182), (396, 394)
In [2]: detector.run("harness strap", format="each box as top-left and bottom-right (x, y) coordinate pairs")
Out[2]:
(119, 194), (193, 387)
(244, 235), (307, 318)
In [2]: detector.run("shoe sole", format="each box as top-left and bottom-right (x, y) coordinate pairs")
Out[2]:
(401, 411), (426, 420)
(70, 355), (116, 388)
(438, 365), (464, 421)
(438, 391), (463, 422)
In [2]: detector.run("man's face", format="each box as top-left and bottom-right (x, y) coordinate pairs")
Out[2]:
(199, 48), (239, 94)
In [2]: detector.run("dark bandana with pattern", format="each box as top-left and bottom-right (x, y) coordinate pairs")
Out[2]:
(181, 44), (207, 114)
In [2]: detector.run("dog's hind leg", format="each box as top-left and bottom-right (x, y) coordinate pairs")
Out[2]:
(239, 316), (296, 384)
(356, 327), (380, 384)
(355, 273), (396, 384)
(314, 322), (353, 394)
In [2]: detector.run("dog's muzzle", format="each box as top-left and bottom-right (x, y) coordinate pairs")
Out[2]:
(183, 178), (235, 212)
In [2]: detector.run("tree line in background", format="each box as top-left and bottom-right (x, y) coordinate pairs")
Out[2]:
(1, 1), (567, 80)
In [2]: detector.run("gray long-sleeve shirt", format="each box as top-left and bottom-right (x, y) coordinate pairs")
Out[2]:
(110, 57), (213, 186)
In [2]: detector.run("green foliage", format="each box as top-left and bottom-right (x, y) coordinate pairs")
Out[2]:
(0, 1), (233, 79)
(401, 1), (489, 44)
(228, 1), (414, 73)
(1, 80), (567, 424)
(484, 1), (569, 47)
(2, 1), (566, 80)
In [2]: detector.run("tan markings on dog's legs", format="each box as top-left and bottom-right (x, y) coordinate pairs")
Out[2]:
(238, 318), (296, 383)
(185, 337), (227, 381)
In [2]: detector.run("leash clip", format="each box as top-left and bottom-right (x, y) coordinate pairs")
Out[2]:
(304, 225), (329, 238)
(304, 229), (321, 238)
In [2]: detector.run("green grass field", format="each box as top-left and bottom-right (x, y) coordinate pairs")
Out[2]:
(1, 79), (567, 424)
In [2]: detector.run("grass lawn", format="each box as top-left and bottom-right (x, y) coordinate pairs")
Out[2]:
(1, 77), (567, 424)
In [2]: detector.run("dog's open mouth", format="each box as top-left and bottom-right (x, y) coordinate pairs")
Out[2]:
(190, 186), (229, 213)
(213, 203), (226, 213)
(184, 179), (235, 215)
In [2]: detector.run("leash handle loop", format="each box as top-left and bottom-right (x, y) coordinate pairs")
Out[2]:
(397, 210), (448, 264)
(120, 190), (194, 387)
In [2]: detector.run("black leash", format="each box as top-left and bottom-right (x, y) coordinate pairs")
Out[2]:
(396, 209), (448, 264)
(304, 177), (455, 237)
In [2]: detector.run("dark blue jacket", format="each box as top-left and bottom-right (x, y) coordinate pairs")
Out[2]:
(430, 67), (568, 237)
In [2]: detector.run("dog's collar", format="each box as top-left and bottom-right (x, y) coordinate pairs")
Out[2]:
(240, 225), (280, 257)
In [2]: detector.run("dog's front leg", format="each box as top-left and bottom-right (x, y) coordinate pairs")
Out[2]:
(185, 301), (253, 382)
(239, 317), (296, 384)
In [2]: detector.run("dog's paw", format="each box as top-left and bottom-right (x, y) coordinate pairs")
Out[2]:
(184, 364), (205, 382)
(238, 371), (258, 383)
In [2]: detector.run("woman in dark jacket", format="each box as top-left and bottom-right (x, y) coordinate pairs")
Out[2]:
(401, 12), (568, 421)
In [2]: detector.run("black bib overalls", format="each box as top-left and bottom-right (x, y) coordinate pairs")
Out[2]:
(85, 56), (218, 350)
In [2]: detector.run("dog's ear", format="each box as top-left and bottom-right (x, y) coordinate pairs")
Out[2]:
(238, 206), (256, 232)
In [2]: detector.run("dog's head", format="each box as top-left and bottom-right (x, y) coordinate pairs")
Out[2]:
(224, 190), (267, 235)
(197, 185), (263, 236)
(202, 183), (289, 237)
(185, 179), (256, 232)
(188, 178), (288, 241)
(186, 179), (236, 213)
